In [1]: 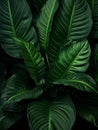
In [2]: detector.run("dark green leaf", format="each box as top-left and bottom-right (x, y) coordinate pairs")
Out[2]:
(53, 73), (97, 93)
(76, 93), (98, 127)
(0, 107), (23, 130)
(1, 72), (43, 112)
(27, 96), (76, 130)
(15, 38), (46, 86)
(48, 0), (92, 65)
(36, 0), (59, 51)
(48, 40), (91, 82)
(0, 0), (37, 58)
(87, 0), (98, 38)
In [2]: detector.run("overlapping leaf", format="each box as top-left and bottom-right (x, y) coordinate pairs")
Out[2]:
(53, 73), (97, 93)
(27, 96), (76, 130)
(48, 0), (92, 65)
(0, 104), (23, 130)
(1, 71), (43, 112)
(36, 0), (59, 51)
(14, 38), (46, 86)
(0, 0), (37, 58)
(48, 40), (91, 82)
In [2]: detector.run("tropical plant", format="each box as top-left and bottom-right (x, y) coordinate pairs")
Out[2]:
(0, 0), (98, 130)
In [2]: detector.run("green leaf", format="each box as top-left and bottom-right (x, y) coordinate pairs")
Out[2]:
(14, 38), (46, 86)
(27, 96), (76, 130)
(1, 72), (43, 112)
(76, 93), (98, 127)
(0, 105), (23, 130)
(48, 40), (91, 82)
(0, 0), (37, 58)
(48, 0), (92, 65)
(87, 0), (98, 38)
(36, 0), (59, 51)
(53, 73), (97, 93)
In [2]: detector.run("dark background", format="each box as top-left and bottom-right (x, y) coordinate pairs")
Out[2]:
(8, 116), (98, 130)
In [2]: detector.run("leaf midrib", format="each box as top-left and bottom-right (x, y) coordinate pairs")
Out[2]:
(8, 0), (16, 37)
(62, 43), (86, 78)
(44, 0), (58, 50)
(5, 89), (31, 103)
(67, 1), (75, 40)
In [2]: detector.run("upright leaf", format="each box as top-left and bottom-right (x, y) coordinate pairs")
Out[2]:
(36, 0), (59, 51)
(48, 0), (92, 65)
(27, 96), (76, 130)
(14, 38), (46, 86)
(53, 73), (97, 93)
(0, 0), (37, 58)
(48, 40), (91, 82)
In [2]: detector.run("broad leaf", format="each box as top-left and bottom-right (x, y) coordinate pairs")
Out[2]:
(0, 0), (37, 58)
(0, 105), (23, 130)
(27, 96), (76, 130)
(14, 38), (46, 86)
(36, 0), (59, 51)
(76, 93), (98, 127)
(53, 73), (97, 93)
(48, 0), (92, 65)
(48, 40), (91, 82)
(87, 0), (98, 38)
(1, 72), (43, 112)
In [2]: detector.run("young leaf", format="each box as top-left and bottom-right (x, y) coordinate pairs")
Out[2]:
(0, 0), (37, 58)
(1, 72), (43, 112)
(36, 0), (59, 51)
(48, 40), (91, 82)
(53, 73), (97, 93)
(86, 0), (98, 38)
(48, 0), (92, 65)
(27, 96), (76, 130)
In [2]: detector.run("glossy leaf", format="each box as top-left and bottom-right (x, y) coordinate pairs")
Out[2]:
(48, 40), (91, 82)
(27, 96), (76, 130)
(53, 73), (97, 93)
(48, 0), (92, 65)
(36, 0), (59, 51)
(0, 0), (37, 58)
(14, 38), (46, 86)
